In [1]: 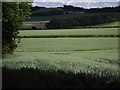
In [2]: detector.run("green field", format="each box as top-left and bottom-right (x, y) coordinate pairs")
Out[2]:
(19, 28), (119, 37)
(3, 50), (119, 71)
(93, 22), (119, 27)
(3, 28), (119, 72)
(3, 28), (120, 88)
(84, 21), (119, 28)
(16, 38), (118, 52)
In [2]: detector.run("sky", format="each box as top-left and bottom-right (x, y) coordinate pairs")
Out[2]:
(32, 0), (120, 8)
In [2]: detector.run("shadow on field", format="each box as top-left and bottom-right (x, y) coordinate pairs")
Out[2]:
(2, 67), (120, 88)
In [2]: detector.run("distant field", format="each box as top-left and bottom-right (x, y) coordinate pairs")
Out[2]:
(84, 21), (119, 28)
(21, 21), (119, 30)
(94, 22), (119, 27)
(19, 28), (119, 37)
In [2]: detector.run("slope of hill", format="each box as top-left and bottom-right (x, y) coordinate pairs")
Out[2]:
(84, 21), (120, 28)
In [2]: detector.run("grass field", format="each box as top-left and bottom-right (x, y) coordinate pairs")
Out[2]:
(3, 37), (119, 72)
(92, 22), (119, 27)
(84, 21), (119, 28)
(19, 28), (119, 38)
(3, 27), (120, 88)
(3, 50), (119, 71)
(16, 38), (118, 52)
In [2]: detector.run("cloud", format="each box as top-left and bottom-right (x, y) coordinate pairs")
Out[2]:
(32, 1), (119, 8)
(33, 0), (119, 2)
(32, 2), (64, 7)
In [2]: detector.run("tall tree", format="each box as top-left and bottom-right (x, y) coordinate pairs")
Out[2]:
(2, 2), (31, 56)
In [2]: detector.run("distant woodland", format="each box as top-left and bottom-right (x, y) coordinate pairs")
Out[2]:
(31, 5), (120, 16)
(23, 5), (120, 29)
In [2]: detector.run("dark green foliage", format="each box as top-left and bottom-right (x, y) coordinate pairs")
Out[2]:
(3, 67), (120, 88)
(31, 6), (120, 16)
(46, 13), (120, 29)
(32, 26), (37, 30)
(2, 2), (31, 56)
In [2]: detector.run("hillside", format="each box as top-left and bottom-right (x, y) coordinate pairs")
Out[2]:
(83, 21), (120, 28)
(31, 6), (120, 16)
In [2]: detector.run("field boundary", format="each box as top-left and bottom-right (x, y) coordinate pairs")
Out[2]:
(15, 48), (118, 52)
(19, 35), (120, 38)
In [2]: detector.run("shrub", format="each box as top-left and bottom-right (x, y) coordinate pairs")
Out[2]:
(32, 26), (37, 30)
(2, 2), (31, 56)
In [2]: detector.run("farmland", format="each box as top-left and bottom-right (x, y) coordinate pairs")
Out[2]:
(16, 38), (118, 52)
(3, 28), (120, 88)
(3, 28), (119, 71)
(20, 20), (119, 30)
(19, 28), (119, 37)
(88, 21), (119, 27)
(3, 4), (120, 88)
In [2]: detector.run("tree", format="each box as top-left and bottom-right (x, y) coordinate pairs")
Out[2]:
(2, 2), (31, 56)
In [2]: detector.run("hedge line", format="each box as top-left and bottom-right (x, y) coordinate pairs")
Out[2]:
(19, 35), (120, 38)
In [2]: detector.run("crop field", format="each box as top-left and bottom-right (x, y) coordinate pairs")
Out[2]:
(3, 28), (120, 88)
(92, 21), (119, 27)
(3, 50), (119, 71)
(19, 28), (119, 37)
(84, 21), (120, 28)
(2, 4), (120, 88)
(3, 28), (119, 72)
(16, 38), (118, 52)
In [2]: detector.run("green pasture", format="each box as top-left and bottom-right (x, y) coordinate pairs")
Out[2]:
(94, 21), (119, 27)
(16, 38), (118, 52)
(3, 38), (119, 72)
(3, 27), (119, 74)
(19, 28), (119, 37)
(3, 50), (119, 72)
(84, 21), (119, 28)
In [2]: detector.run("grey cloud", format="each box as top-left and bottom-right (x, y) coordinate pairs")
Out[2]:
(32, 2), (119, 8)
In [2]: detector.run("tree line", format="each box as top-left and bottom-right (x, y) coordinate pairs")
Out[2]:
(31, 5), (120, 16)
(46, 13), (120, 29)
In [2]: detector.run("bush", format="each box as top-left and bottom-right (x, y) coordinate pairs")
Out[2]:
(32, 26), (37, 30)
(2, 2), (31, 56)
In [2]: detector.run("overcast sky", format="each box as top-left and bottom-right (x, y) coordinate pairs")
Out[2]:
(32, 0), (119, 8)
